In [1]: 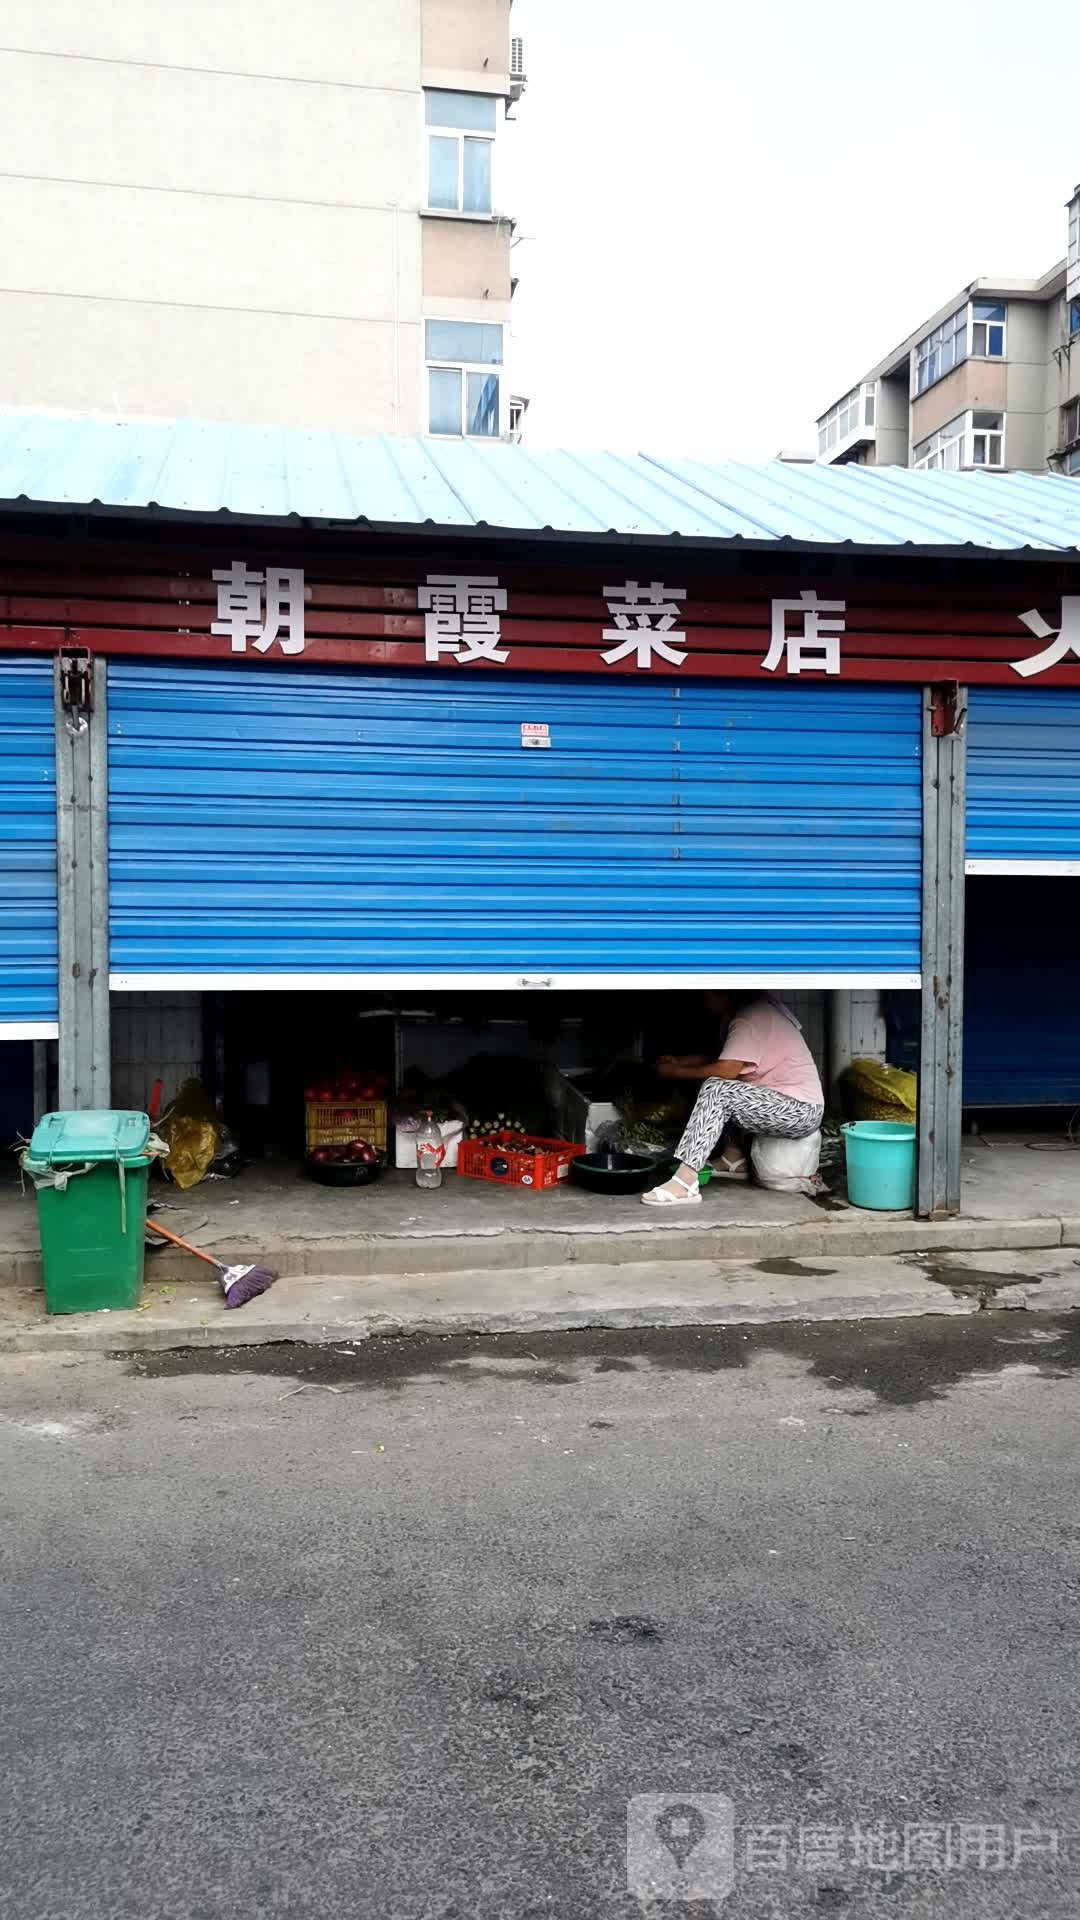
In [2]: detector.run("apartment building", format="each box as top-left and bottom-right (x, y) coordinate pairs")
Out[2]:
(815, 184), (1080, 476)
(0, 0), (526, 437)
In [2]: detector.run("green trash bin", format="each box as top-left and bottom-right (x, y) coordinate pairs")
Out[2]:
(24, 1110), (154, 1314)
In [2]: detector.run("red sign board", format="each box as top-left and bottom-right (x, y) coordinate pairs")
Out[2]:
(2, 538), (1080, 685)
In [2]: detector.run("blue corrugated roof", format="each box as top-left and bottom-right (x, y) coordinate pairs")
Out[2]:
(3, 411), (1080, 553)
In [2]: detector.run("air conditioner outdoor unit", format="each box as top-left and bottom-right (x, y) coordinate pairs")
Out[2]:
(509, 36), (526, 99)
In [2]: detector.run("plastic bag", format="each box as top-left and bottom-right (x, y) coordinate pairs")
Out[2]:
(841, 1057), (917, 1124)
(157, 1079), (222, 1191)
(751, 1130), (823, 1196)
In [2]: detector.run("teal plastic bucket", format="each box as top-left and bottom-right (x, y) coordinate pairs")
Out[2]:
(843, 1121), (916, 1211)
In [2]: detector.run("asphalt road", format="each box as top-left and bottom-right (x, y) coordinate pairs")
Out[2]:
(4, 1316), (1080, 1919)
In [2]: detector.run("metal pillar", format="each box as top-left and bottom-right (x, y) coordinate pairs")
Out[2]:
(31, 1040), (50, 1123)
(917, 682), (967, 1218)
(54, 653), (111, 1108)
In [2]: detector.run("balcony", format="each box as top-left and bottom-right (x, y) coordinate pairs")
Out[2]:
(816, 383), (877, 465)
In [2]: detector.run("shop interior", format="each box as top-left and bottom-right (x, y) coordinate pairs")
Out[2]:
(5, 954), (1078, 1231)
(103, 985), (841, 1202)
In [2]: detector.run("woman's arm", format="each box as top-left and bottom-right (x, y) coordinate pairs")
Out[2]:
(656, 1057), (747, 1083)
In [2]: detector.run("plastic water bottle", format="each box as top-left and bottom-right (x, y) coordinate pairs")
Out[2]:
(415, 1111), (445, 1189)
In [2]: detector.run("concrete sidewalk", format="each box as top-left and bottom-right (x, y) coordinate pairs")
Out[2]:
(2, 1131), (1078, 1354)
(2, 1134), (1079, 1292)
(3, 1246), (1080, 1356)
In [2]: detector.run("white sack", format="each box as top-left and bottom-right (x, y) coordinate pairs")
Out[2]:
(750, 1129), (823, 1196)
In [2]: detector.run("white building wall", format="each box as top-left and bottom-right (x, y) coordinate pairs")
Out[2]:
(0, 7), (424, 431)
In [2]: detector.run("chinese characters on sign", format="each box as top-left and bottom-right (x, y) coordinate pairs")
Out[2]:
(210, 560), (307, 655)
(198, 567), (1080, 685)
(418, 575), (509, 665)
(763, 589), (845, 676)
(1012, 598), (1080, 677)
(601, 580), (688, 670)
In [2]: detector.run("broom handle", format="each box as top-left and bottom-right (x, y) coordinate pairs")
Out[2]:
(144, 1218), (222, 1270)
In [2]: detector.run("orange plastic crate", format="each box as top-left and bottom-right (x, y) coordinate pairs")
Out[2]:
(304, 1099), (388, 1154)
(456, 1132), (584, 1190)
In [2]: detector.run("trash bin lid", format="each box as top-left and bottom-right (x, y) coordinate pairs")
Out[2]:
(27, 1110), (151, 1167)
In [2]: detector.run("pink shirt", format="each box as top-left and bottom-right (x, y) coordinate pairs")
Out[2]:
(719, 998), (824, 1108)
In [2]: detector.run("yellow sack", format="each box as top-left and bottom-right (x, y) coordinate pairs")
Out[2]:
(157, 1078), (222, 1190)
(841, 1057), (917, 1125)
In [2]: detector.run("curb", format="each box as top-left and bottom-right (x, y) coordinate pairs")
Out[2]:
(4, 1251), (1079, 1356)
(0, 1212), (1071, 1290)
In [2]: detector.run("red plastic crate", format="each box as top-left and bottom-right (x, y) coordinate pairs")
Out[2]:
(456, 1132), (584, 1190)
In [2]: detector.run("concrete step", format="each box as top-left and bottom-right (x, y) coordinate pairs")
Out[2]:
(4, 1248), (1080, 1356)
(2, 1208), (1071, 1294)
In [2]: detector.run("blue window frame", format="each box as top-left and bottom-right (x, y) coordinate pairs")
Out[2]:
(466, 373), (500, 436)
(971, 301), (1006, 358)
(429, 368), (463, 437)
(428, 136), (459, 211)
(425, 91), (496, 216)
(425, 90), (498, 132)
(425, 321), (503, 366)
(1069, 299), (1080, 339)
(426, 322), (504, 437)
(914, 305), (967, 394)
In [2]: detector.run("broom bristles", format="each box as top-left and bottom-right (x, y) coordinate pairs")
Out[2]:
(221, 1264), (277, 1310)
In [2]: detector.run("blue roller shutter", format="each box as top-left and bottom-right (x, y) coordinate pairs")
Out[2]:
(965, 689), (1080, 1103)
(967, 688), (1080, 869)
(107, 663), (921, 986)
(0, 657), (57, 1036)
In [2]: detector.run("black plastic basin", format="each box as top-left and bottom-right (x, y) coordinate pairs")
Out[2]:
(569, 1150), (666, 1196)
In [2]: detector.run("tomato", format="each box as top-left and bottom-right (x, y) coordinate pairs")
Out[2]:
(357, 1083), (377, 1101)
(310, 1145), (332, 1163)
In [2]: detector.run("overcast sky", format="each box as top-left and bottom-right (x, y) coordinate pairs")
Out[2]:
(503, 0), (1080, 460)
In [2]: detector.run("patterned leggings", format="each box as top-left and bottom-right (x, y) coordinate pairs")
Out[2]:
(675, 1079), (824, 1173)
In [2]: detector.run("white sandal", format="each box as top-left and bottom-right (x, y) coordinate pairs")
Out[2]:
(641, 1169), (702, 1207)
(710, 1150), (749, 1182)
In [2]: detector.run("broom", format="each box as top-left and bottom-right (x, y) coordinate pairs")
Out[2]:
(145, 1219), (276, 1309)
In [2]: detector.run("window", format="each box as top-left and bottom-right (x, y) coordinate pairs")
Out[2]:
(1062, 398), (1080, 448)
(1069, 195), (1080, 266)
(913, 411), (1004, 470)
(1069, 299), (1080, 339)
(970, 411), (1004, 466)
(425, 90), (497, 215)
(971, 300), (1006, 358)
(816, 383), (876, 455)
(426, 319), (503, 437)
(914, 306), (967, 395)
(913, 413), (966, 470)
